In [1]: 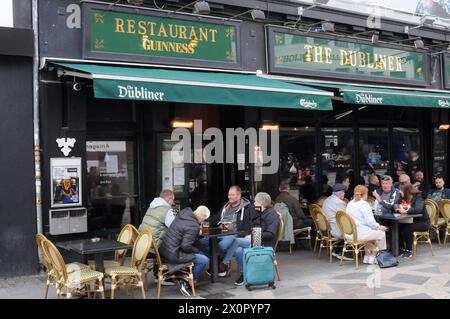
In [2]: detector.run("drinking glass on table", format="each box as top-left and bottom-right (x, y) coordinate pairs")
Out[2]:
(201, 221), (209, 235)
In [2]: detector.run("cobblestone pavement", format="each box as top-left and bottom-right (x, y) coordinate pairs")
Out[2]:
(2, 243), (450, 299)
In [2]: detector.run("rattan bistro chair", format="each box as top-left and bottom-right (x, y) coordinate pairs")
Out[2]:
(439, 200), (450, 246)
(152, 236), (196, 299)
(36, 234), (90, 299)
(336, 211), (379, 270)
(88, 224), (135, 270)
(273, 216), (284, 281)
(316, 196), (327, 207)
(41, 238), (105, 299)
(310, 206), (341, 263)
(104, 230), (152, 299)
(424, 199), (444, 245)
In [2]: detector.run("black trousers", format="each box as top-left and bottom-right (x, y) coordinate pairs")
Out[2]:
(399, 222), (429, 251)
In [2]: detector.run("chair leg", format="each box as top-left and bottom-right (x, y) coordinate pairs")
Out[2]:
(314, 236), (319, 252)
(355, 249), (359, 270)
(436, 229), (442, 246)
(99, 279), (105, 299)
(66, 287), (72, 299)
(275, 262), (281, 281)
(111, 277), (116, 299)
(444, 231), (449, 247)
(329, 242), (333, 264)
(309, 232), (313, 250)
(190, 273), (196, 297)
(44, 277), (50, 299)
(318, 242), (323, 258)
(340, 247), (345, 266)
(137, 274), (146, 299)
(413, 237), (418, 260)
(289, 244), (292, 255)
(130, 277), (135, 299)
(56, 283), (61, 299)
(157, 274), (162, 299)
(428, 238), (435, 256)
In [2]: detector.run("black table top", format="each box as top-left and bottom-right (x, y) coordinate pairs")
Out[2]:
(374, 213), (423, 221)
(55, 238), (132, 255)
(200, 229), (243, 238)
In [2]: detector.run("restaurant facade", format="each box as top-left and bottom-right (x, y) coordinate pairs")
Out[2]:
(5, 0), (450, 276)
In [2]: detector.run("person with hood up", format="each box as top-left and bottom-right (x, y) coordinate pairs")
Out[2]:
(199, 186), (255, 276)
(159, 205), (211, 297)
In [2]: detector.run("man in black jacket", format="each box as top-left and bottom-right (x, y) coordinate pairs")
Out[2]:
(159, 205), (210, 297)
(199, 186), (255, 276)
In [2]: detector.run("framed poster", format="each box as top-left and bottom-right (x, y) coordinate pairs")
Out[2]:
(50, 158), (82, 208)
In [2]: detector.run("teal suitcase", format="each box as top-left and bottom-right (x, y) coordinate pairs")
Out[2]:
(243, 246), (276, 290)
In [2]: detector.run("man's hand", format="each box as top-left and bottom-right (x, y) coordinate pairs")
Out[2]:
(373, 191), (381, 202)
(379, 225), (388, 232)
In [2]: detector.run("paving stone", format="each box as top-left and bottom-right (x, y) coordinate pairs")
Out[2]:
(389, 274), (429, 285)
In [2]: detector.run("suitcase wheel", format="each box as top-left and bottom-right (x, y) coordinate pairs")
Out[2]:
(246, 285), (252, 291)
(269, 282), (276, 289)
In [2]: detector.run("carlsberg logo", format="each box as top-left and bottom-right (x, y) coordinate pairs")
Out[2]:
(355, 93), (383, 104)
(300, 99), (318, 108)
(118, 85), (165, 100)
(438, 100), (450, 108)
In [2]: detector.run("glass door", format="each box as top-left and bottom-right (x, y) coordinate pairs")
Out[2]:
(86, 140), (138, 231)
(359, 128), (389, 184)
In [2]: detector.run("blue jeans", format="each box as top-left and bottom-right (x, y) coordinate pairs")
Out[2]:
(199, 235), (236, 255)
(222, 237), (251, 264)
(230, 238), (251, 273)
(192, 253), (209, 280)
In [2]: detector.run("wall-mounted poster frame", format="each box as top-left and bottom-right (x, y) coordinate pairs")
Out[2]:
(50, 157), (82, 208)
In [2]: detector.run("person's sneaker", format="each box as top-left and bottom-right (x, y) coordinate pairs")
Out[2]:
(177, 280), (191, 297)
(234, 274), (244, 286)
(332, 252), (354, 261)
(160, 279), (175, 286)
(218, 262), (229, 277)
(363, 255), (370, 264)
(367, 255), (377, 265)
(402, 250), (413, 259)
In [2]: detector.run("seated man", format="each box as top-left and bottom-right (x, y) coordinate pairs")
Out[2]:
(372, 175), (401, 214)
(200, 186), (254, 276)
(429, 175), (450, 203)
(159, 206), (210, 297)
(221, 192), (279, 286)
(275, 181), (314, 230)
(322, 183), (352, 261)
(414, 170), (430, 199)
(138, 189), (176, 247)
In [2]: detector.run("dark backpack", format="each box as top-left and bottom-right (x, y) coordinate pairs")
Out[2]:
(376, 251), (398, 268)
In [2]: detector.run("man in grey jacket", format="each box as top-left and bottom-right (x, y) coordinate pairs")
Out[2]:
(372, 175), (400, 214)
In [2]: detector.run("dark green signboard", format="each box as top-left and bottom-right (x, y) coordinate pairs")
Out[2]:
(83, 6), (239, 67)
(268, 27), (428, 85)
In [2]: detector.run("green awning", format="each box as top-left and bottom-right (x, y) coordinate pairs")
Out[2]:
(53, 63), (333, 111)
(296, 81), (450, 109)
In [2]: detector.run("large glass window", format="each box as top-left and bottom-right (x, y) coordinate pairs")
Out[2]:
(321, 128), (354, 187)
(432, 127), (447, 179)
(86, 141), (136, 231)
(359, 128), (389, 184)
(393, 128), (421, 181)
(279, 127), (317, 204)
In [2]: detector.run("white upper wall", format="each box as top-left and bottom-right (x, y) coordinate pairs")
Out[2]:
(288, 0), (450, 29)
(0, 0), (13, 28)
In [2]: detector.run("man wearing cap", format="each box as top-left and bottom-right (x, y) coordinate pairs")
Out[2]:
(322, 183), (353, 261)
(372, 175), (401, 214)
(322, 183), (347, 238)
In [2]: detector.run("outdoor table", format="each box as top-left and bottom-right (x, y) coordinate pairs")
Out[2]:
(200, 229), (242, 283)
(374, 213), (422, 257)
(56, 238), (132, 273)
